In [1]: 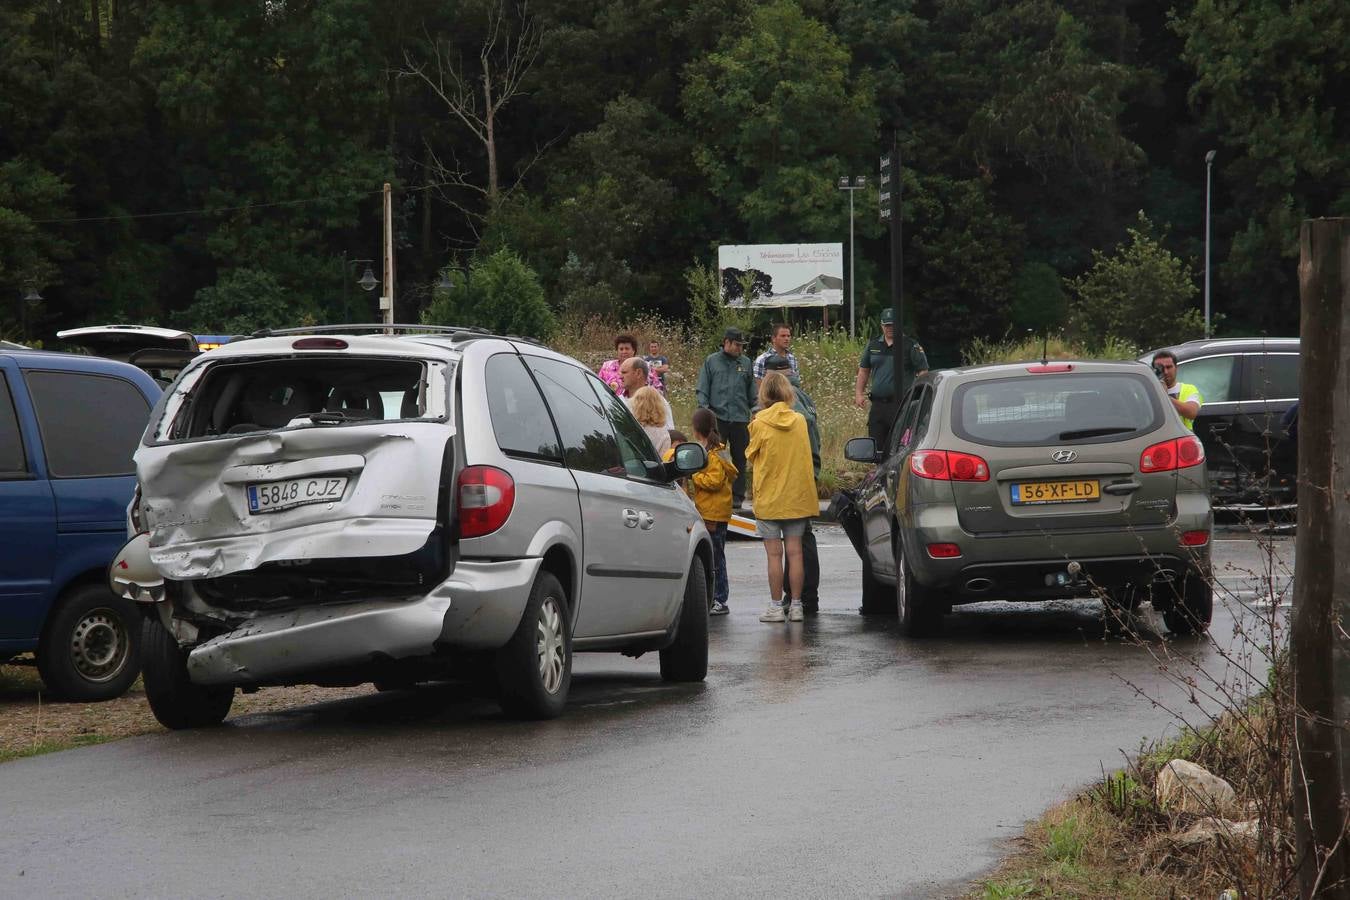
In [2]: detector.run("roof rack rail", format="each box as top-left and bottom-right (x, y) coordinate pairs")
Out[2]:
(247, 323), (485, 338)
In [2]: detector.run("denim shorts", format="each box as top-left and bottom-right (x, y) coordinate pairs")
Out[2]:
(755, 517), (809, 539)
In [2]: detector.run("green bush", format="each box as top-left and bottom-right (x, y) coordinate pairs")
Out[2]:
(423, 248), (555, 340)
(175, 267), (318, 334)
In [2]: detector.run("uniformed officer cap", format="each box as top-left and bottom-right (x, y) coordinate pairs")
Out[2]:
(762, 355), (792, 371)
(880, 308), (894, 325)
(723, 326), (747, 342)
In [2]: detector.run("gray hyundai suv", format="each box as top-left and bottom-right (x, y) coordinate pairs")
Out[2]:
(110, 326), (712, 726)
(832, 360), (1213, 637)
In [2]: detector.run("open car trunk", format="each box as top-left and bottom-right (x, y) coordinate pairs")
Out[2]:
(136, 353), (457, 596)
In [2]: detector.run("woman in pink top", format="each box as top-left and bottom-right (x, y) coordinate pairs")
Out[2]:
(598, 332), (663, 395)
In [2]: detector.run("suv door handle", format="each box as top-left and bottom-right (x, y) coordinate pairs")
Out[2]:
(622, 508), (640, 528)
(1104, 481), (1142, 495)
(637, 511), (655, 530)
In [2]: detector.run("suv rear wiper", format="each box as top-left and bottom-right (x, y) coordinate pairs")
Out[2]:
(1057, 427), (1135, 440)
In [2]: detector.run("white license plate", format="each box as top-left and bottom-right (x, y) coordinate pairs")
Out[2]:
(247, 476), (348, 514)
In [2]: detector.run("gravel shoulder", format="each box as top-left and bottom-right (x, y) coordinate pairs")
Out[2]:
(0, 656), (374, 761)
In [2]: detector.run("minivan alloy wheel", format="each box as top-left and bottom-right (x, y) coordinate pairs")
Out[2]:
(69, 607), (131, 682)
(537, 596), (566, 694)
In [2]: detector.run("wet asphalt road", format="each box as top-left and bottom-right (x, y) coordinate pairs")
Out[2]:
(0, 526), (1293, 898)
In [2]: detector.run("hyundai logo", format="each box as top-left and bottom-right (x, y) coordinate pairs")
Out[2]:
(1051, 449), (1077, 463)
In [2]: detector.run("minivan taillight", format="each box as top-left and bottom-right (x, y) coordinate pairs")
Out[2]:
(1140, 435), (1206, 473)
(910, 450), (990, 481)
(456, 466), (515, 538)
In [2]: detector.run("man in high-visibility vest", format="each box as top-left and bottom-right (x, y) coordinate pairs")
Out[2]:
(1152, 349), (1202, 429)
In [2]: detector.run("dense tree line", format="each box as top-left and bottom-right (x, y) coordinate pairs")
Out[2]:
(1, 0), (1344, 358)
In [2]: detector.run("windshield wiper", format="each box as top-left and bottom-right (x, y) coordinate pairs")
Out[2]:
(301, 411), (368, 425)
(1057, 427), (1135, 440)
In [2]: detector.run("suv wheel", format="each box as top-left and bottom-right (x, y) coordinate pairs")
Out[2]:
(660, 556), (709, 682)
(37, 585), (141, 702)
(495, 571), (571, 719)
(1162, 570), (1213, 636)
(895, 538), (943, 637)
(141, 618), (234, 729)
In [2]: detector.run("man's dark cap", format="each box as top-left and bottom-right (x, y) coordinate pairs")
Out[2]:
(763, 355), (793, 371)
(723, 326), (746, 342)
(880, 308), (895, 325)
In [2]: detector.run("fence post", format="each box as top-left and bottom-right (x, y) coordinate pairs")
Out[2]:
(1292, 216), (1350, 897)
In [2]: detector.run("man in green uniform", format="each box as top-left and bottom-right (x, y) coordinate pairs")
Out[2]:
(854, 308), (928, 450)
(697, 326), (756, 508)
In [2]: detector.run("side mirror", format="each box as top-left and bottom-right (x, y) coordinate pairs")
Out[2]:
(667, 441), (707, 479)
(844, 436), (878, 463)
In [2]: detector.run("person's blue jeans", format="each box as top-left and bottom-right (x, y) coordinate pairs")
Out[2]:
(707, 521), (729, 606)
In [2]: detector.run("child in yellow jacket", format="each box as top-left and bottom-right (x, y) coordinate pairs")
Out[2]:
(690, 408), (737, 615)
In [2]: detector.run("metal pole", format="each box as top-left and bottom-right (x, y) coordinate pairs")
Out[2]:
(1204, 150), (1215, 338)
(889, 128), (904, 374)
(381, 182), (395, 332)
(848, 187), (856, 339)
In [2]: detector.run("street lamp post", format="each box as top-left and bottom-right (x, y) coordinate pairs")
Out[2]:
(1204, 149), (1216, 338)
(837, 175), (866, 339)
(340, 253), (377, 323)
(20, 287), (42, 344)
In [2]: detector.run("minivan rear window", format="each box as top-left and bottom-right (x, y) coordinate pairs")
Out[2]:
(952, 373), (1162, 447)
(158, 356), (447, 441)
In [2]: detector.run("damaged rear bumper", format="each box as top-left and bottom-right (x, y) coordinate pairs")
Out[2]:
(186, 557), (542, 686)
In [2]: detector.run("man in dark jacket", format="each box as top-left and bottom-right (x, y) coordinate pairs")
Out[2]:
(696, 327), (756, 507)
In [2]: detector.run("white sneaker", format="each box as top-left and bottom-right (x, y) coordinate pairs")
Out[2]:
(759, 601), (786, 623)
(710, 601), (730, 616)
(787, 601), (804, 622)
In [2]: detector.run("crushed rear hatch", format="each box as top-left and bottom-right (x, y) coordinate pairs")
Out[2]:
(136, 352), (455, 581)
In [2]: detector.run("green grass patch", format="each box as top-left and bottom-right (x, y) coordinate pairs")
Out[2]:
(0, 732), (115, 764)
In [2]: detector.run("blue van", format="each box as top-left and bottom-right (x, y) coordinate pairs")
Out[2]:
(0, 349), (161, 700)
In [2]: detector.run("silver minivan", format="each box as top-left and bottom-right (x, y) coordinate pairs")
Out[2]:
(111, 327), (712, 726)
(834, 360), (1213, 637)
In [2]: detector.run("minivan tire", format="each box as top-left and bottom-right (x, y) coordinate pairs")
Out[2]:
(895, 538), (943, 637)
(37, 584), (141, 702)
(660, 556), (709, 682)
(1163, 570), (1214, 636)
(141, 618), (234, 729)
(495, 571), (571, 720)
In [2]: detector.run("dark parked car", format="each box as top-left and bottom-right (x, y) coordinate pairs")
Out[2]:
(831, 360), (1213, 637)
(1143, 338), (1299, 512)
(0, 348), (161, 699)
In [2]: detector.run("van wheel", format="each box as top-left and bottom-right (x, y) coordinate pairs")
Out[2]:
(1163, 570), (1213, 636)
(141, 618), (234, 729)
(661, 556), (709, 682)
(895, 539), (943, 637)
(495, 571), (571, 719)
(37, 585), (141, 702)
(859, 555), (894, 615)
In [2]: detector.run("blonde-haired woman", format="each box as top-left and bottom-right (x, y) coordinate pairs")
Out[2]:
(745, 371), (818, 622)
(630, 386), (672, 456)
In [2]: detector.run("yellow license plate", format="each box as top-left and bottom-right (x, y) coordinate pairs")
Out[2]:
(1010, 479), (1100, 504)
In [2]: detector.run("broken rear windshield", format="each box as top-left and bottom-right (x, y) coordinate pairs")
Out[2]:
(153, 356), (450, 442)
(951, 373), (1162, 447)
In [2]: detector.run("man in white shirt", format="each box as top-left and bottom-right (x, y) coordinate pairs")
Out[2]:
(619, 356), (674, 428)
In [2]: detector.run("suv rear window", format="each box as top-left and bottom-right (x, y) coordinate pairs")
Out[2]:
(952, 373), (1162, 447)
(160, 357), (444, 441)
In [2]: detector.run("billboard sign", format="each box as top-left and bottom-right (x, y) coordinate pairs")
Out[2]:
(717, 243), (844, 308)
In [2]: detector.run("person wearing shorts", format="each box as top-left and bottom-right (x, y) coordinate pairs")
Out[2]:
(745, 371), (818, 623)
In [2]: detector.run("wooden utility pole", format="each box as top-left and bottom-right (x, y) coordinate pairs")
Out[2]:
(1292, 217), (1350, 898)
(381, 182), (395, 332)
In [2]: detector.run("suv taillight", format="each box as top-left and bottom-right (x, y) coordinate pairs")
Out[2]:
(456, 466), (515, 538)
(910, 450), (990, 481)
(1140, 434), (1206, 473)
